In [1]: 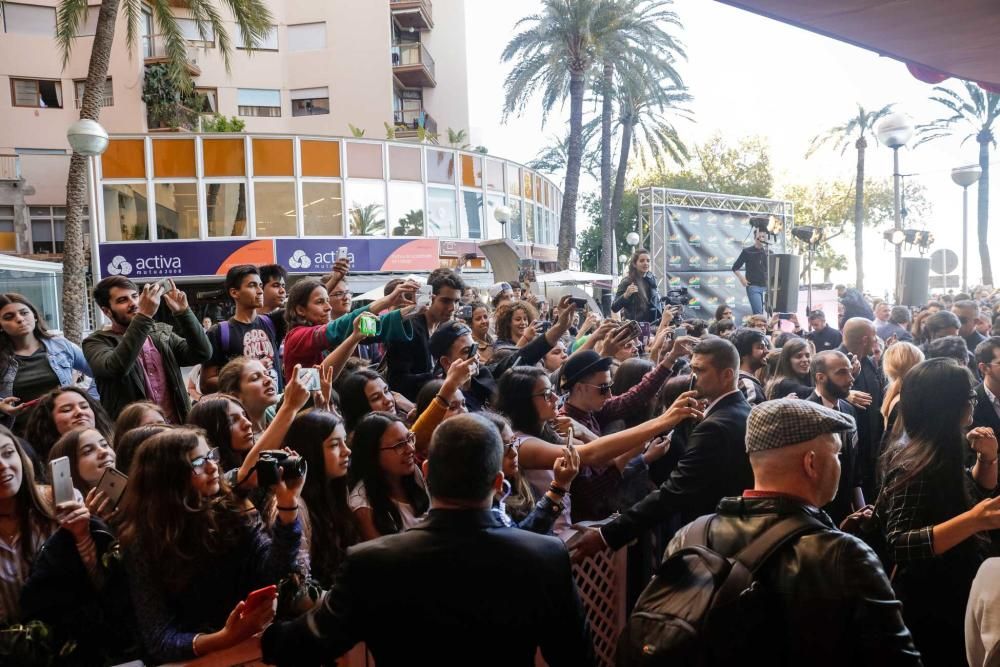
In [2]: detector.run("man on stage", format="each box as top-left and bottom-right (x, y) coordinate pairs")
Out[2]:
(732, 229), (769, 315)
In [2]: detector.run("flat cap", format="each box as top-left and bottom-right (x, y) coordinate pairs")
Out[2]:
(746, 399), (855, 454)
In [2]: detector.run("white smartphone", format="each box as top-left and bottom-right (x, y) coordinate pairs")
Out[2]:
(95, 467), (128, 509)
(157, 278), (174, 292)
(298, 367), (321, 392)
(336, 246), (350, 263)
(415, 284), (432, 309)
(50, 456), (75, 506)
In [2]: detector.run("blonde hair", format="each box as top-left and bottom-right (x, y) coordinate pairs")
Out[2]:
(881, 342), (925, 424)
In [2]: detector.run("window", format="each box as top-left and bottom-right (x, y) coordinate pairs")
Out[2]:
(194, 87), (218, 113)
(177, 17), (215, 45)
(11, 79), (62, 108)
(29, 206), (72, 254)
(238, 88), (280, 117)
(77, 8), (99, 36)
(287, 22), (325, 51)
(346, 181), (386, 237)
(427, 187), (457, 237)
(291, 87), (329, 117)
(238, 25), (277, 50)
(74, 78), (113, 108)
(388, 182), (424, 237)
(302, 182), (343, 236)
(205, 182), (247, 236)
(0, 206), (15, 252)
(253, 182), (297, 237)
(461, 190), (483, 239)
(103, 184), (150, 241)
(154, 183), (198, 240)
(2, 3), (55, 36)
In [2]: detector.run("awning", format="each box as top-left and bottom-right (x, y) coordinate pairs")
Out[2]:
(716, 0), (1000, 89)
(534, 269), (614, 285)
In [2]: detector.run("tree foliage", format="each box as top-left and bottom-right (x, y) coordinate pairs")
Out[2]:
(634, 134), (773, 197)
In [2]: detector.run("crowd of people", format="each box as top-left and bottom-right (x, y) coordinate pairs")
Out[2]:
(2, 245), (1000, 665)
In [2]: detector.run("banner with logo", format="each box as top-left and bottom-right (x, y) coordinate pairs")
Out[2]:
(276, 239), (440, 273)
(99, 240), (276, 280)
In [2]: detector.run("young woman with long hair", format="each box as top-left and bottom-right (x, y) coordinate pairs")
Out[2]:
(0, 293), (97, 435)
(493, 301), (539, 350)
(764, 337), (814, 400)
(217, 357), (280, 434)
(348, 412), (429, 541)
(880, 341), (925, 435)
(118, 427), (304, 663)
(113, 423), (173, 480)
(611, 248), (663, 323)
(459, 300), (494, 365)
(23, 386), (115, 463)
(283, 410), (356, 586)
(113, 401), (167, 436)
(47, 426), (121, 523)
(877, 358), (1000, 664)
(338, 369), (397, 434)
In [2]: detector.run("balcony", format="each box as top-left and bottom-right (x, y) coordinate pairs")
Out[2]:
(142, 35), (202, 76)
(391, 42), (436, 88)
(391, 0), (433, 31)
(394, 109), (437, 138)
(0, 155), (20, 182)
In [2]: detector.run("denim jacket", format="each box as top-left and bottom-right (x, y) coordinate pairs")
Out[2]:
(0, 336), (98, 401)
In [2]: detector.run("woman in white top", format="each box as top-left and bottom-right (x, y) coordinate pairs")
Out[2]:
(348, 412), (429, 541)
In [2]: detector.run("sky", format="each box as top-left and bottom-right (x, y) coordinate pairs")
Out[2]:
(464, 0), (1000, 297)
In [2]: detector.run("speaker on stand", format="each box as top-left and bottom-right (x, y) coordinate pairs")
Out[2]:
(767, 253), (800, 314)
(900, 257), (931, 307)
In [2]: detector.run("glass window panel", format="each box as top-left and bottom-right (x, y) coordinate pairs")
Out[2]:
(461, 190), (483, 240)
(388, 181), (424, 237)
(203, 138), (246, 177)
(507, 165), (520, 196)
(152, 139), (196, 178)
(12, 79), (39, 106)
(346, 180), (386, 236)
(53, 219), (65, 252)
(291, 96), (329, 117)
(301, 140), (340, 177)
(427, 187), (457, 238)
(346, 143), (383, 179)
(485, 194), (505, 240)
(103, 183), (149, 241)
(3, 3), (55, 35)
(102, 139), (146, 179)
(31, 220), (53, 254)
(508, 200), (523, 242)
(38, 81), (61, 108)
(237, 88), (280, 107)
(239, 25), (277, 49)
(426, 150), (455, 185)
(524, 204), (534, 242)
(252, 138), (293, 177)
(154, 182), (199, 239)
(177, 17), (216, 43)
(523, 171), (533, 201)
(287, 22), (326, 51)
(302, 182), (343, 236)
(253, 182), (297, 237)
(461, 155), (482, 188)
(485, 159), (504, 192)
(389, 146), (421, 181)
(205, 182), (247, 237)
(73, 77), (113, 108)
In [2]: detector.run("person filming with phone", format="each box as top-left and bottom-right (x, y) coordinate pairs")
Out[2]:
(83, 276), (211, 424)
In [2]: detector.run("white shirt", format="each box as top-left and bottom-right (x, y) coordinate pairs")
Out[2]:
(348, 482), (424, 531)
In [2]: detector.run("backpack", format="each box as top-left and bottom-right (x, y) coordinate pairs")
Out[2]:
(617, 512), (825, 666)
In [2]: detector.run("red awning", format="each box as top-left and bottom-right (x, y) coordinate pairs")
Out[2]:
(716, 0), (1000, 89)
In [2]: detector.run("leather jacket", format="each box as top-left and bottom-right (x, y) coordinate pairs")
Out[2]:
(664, 496), (923, 667)
(612, 273), (662, 323)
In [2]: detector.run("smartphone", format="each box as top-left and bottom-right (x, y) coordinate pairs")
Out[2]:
(244, 584), (277, 612)
(51, 456), (75, 506)
(18, 398), (40, 410)
(466, 343), (478, 360)
(778, 312), (792, 320)
(415, 284), (432, 310)
(358, 314), (377, 337)
(297, 367), (321, 392)
(157, 278), (174, 292)
(536, 320), (552, 334)
(336, 246), (350, 263)
(95, 467), (128, 509)
(639, 322), (651, 341)
(568, 297), (588, 309)
(675, 325), (689, 337)
(688, 373), (697, 392)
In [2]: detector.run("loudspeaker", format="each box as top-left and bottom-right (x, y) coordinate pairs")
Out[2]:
(900, 257), (931, 307)
(767, 253), (800, 313)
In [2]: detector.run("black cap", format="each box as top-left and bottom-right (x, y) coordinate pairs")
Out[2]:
(429, 321), (472, 359)
(561, 350), (614, 390)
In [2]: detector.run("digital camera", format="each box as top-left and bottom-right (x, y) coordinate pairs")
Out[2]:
(254, 450), (306, 487)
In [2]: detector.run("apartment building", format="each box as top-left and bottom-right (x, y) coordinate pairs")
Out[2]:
(0, 0), (470, 260)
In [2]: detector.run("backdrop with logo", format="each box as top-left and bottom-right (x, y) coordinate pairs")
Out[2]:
(663, 207), (758, 320)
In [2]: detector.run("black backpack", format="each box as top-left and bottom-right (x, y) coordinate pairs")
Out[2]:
(617, 512), (826, 666)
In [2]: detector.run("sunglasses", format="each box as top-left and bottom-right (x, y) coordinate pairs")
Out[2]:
(581, 382), (613, 395)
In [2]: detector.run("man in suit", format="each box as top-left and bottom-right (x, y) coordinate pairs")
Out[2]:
(570, 337), (753, 559)
(838, 318), (886, 501)
(972, 337), (1000, 435)
(259, 413), (593, 667)
(805, 350), (864, 525)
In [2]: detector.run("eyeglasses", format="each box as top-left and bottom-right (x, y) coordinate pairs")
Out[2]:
(380, 431), (416, 454)
(190, 447), (220, 473)
(329, 290), (351, 300)
(580, 382), (613, 395)
(531, 388), (558, 402)
(502, 439), (517, 457)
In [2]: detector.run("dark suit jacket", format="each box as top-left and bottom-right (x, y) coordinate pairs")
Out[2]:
(603, 391), (753, 551)
(261, 509), (593, 667)
(972, 383), (1000, 434)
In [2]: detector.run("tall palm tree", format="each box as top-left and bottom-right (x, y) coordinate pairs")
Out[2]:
(527, 132), (600, 180)
(917, 82), (1000, 286)
(350, 203), (385, 237)
(592, 0), (685, 275)
(55, 0), (271, 342)
(806, 103), (894, 292)
(502, 0), (602, 269)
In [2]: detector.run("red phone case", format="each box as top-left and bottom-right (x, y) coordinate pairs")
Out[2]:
(243, 584), (277, 611)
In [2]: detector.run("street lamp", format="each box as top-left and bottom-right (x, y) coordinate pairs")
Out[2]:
(626, 231), (640, 248)
(951, 164), (982, 292)
(67, 119), (109, 331)
(493, 204), (511, 239)
(875, 111), (914, 302)
(618, 253), (629, 276)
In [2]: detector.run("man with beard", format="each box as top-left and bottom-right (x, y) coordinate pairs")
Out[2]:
(84, 275), (212, 423)
(805, 350), (864, 524)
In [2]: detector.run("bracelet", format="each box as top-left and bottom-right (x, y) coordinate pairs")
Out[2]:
(433, 395), (449, 409)
(192, 633), (203, 657)
(549, 483), (568, 497)
(276, 504), (299, 512)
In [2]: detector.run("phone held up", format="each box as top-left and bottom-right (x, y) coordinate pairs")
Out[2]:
(297, 367), (322, 392)
(96, 467), (128, 509)
(51, 456), (75, 506)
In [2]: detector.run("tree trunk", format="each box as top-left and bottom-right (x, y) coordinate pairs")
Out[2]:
(558, 69), (586, 270)
(609, 114), (633, 244)
(853, 136), (866, 291)
(978, 132), (993, 286)
(598, 60), (614, 276)
(63, 0), (120, 343)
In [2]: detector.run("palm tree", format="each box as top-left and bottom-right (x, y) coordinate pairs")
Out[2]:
(55, 0), (271, 342)
(806, 103), (894, 292)
(592, 0), (685, 275)
(393, 209), (424, 236)
(446, 128), (470, 150)
(917, 82), (1000, 285)
(502, 0), (602, 269)
(527, 132), (600, 180)
(350, 203), (385, 237)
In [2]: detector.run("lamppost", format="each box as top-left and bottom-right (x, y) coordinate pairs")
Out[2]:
(626, 231), (640, 250)
(67, 119), (109, 330)
(951, 164), (982, 293)
(875, 112), (914, 302)
(493, 204), (511, 239)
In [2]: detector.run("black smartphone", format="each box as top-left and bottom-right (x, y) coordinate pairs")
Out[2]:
(675, 325), (689, 337)
(778, 312), (792, 320)
(466, 343), (478, 360)
(568, 297), (588, 309)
